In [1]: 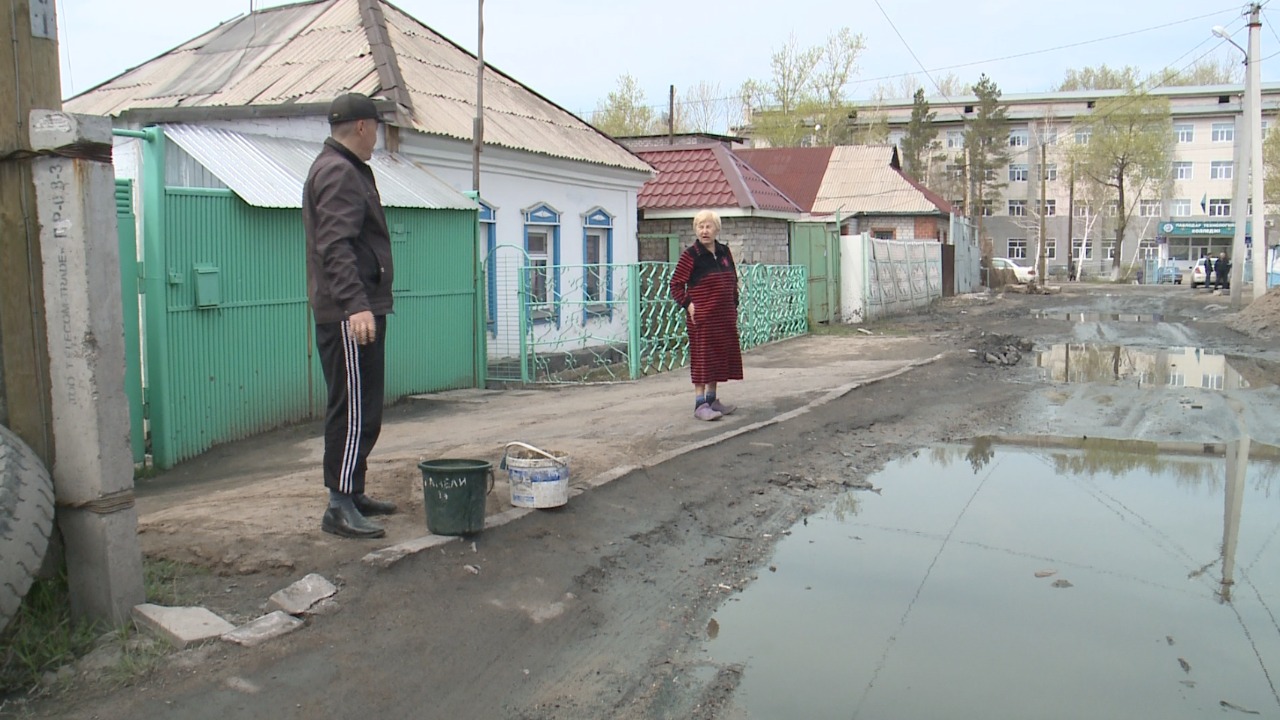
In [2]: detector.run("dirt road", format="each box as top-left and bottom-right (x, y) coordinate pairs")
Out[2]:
(29, 284), (1280, 719)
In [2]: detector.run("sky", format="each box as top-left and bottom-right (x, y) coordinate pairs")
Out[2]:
(55, 0), (1280, 124)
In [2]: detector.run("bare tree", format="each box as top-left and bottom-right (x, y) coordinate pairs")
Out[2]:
(813, 28), (866, 107)
(769, 33), (822, 114)
(683, 81), (727, 134)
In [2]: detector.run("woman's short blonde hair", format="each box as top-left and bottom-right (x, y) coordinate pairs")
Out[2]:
(692, 210), (721, 232)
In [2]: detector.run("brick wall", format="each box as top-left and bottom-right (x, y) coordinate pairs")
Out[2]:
(638, 216), (792, 265)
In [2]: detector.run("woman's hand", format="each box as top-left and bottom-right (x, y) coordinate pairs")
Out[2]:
(687, 303), (696, 324)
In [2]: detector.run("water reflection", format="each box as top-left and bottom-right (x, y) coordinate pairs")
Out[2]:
(1030, 310), (1165, 322)
(1035, 344), (1276, 390)
(709, 442), (1280, 719)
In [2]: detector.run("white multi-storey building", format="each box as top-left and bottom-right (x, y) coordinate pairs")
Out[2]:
(860, 83), (1280, 277)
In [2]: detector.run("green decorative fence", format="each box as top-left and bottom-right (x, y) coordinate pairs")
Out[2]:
(486, 260), (808, 384)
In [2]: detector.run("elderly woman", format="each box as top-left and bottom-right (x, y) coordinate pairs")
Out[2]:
(669, 210), (744, 421)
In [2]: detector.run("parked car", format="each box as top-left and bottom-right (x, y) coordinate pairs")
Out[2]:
(1157, 266), (1182, 284)
(1190, 257), (1215, 288)
(991, 257), (1036, 284)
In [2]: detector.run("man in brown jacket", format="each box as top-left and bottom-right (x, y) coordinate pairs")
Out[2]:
(303, 92), (397, 539)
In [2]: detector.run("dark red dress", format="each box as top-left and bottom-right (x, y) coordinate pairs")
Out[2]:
(669, 241), (743, 384)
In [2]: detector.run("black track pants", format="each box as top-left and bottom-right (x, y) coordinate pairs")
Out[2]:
(315, 316), (387, 495)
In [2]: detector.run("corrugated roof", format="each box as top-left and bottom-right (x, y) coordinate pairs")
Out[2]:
(733, 147), (833, 212)
(635, 145), (801, 213)
(64, 0), (651, 174)
(812, 146), (947, 216)
(162, 123), (477, 210)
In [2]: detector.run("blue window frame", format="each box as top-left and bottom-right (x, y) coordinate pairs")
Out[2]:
(479, 200), (497, 333)
(582, 207), (614, 321)
(523, 203), (561, 325)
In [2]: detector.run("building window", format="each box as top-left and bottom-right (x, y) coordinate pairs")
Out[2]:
(1045, 238), (1057, 260)
(1039, 199), (1057, 216)
(1175, 124), (1194, 143)
(952, 199), (965, 214)
(1009, 129), (1029, 148)
(1074, 201), (1089, 218)
(946, 131), (964, 149)
(523, 203), (562, 318)
(1107, 202), (1118, 217)
(1008, 239), (1027, 259)
(1173, 161), (1193, 180)
(1075, 129), (1091, 145)
(1171, 198), (1192, 217)
(984, 168), (997, 182)
(946, 163), (964, 180)
(872, 229), (896, 240)
(981, 200), (993, 217)
(1009, 164), (1028, 182)
(1104, 243), (1116, 260)
(1139, 238), (1158, 259)
(1212, 122), (1234, 142)
(1008, 199), (1027, 217)
(1211, 161), (1233, 180)
(1039, 127), (1058, 145)
(1071, 238), (1094, 259)
(1139, 199), (1162, 217)
(1208, 198), (1231, 217)
(1044, 163), (1058, 181)
(582, 207), (614, 312)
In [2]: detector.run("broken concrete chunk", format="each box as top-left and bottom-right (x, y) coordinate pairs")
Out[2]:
(222, 611), (305, 647)
(132, 604), (235, 648)
(269, 573), (337, 616)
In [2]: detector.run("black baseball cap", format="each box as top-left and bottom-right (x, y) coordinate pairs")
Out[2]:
(328, 93), (381, 124)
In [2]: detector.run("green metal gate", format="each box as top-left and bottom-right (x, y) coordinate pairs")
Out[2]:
(790, 222), (839, 327)
(115, 180), (145, 464)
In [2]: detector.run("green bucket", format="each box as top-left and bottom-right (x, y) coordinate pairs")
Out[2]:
(418, 459), (494, 535)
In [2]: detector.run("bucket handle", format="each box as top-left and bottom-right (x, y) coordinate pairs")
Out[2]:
(501, 441), (567, 468)
(486, 467), (495, 496)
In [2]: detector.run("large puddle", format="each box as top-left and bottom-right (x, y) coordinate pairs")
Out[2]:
(1031, 310), (1165, 323)
(1036, 344), (1278, 390)
(707, 441), (1280, 719)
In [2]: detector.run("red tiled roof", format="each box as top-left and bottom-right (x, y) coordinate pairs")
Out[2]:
(635, 145), (801, 213)
(732, 147), (834, 213)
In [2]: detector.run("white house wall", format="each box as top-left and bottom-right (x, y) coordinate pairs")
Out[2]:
(397, 133), (648, 361)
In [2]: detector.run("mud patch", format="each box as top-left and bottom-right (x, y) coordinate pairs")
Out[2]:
(1226, 287), (1280, 338)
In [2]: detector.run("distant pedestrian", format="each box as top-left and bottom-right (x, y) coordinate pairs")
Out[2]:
(303, 92), (398, 539)
(1214, 252), (1231, 290)
(669, 210), (743, 421)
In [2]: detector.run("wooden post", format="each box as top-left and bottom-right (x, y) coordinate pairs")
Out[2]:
(0, 0), (62, 462)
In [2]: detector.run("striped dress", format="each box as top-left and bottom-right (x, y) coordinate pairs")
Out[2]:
(670, 240), (743, 384)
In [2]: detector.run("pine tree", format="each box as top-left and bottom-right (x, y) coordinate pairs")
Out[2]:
(962, 74), (1011, 268)
(899, 88), (938, 181)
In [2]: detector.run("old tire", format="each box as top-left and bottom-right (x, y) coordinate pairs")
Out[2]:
(0, 424), (54, 633)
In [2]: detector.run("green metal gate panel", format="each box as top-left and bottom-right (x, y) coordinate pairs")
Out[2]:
(116, 180), (145, 464)
(375, 208), (479, 397)
(790, 222), (833, 326)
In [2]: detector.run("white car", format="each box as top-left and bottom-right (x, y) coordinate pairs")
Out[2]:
(1190, 257), (1216, 288)
(992, 257), (1037, 284)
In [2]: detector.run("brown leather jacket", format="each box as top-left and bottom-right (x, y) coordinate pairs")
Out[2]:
(303, 138), (394, 324)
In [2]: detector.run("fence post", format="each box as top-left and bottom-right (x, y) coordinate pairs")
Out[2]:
(627, 264), (641, 380)
(138, 126), (174, 468)
(518, 266), (529, 384)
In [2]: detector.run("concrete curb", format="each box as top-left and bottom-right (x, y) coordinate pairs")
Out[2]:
(362, 352), (947, 568)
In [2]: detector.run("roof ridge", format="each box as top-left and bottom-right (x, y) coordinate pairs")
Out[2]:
(711, 144), (755, 209)
(358, 0), (414, 122)
(730, 152), (802, 213)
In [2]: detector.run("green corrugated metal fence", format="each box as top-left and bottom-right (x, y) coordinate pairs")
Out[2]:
(137, 187), (479, 469)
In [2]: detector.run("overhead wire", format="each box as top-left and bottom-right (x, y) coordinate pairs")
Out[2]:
(581, 5), (1248, 121)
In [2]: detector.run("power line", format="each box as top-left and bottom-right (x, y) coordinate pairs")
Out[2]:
(583, 5), (1247, 121)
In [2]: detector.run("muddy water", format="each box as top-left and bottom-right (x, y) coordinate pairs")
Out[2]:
(706, 444), (1280, 720)
(1036, 344), (1279, 389)
(1031, 310), (1165, 323)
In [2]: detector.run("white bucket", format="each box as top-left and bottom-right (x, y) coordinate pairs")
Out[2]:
(502, 442), (570, 509)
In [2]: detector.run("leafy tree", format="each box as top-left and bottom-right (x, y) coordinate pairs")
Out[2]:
(899, 88), (939, 181)
(742, 28), (864, 147)
(592, 74), (659, 137)
(683, 80), (728, 134)
(1070, 91), (1174, 278)
(1059, 57), (1242, 92)
(1160, 55), (1243, 86)
(1263, 126), (1280, 208)
(962, 74), (1011, 267)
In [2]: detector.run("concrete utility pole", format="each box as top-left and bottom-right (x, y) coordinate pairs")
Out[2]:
(30, 110), (144, 624)
(1038, 140), (1048, 285)
(1231, 103), (1249, 304)
(1247, 4), (1266, 298)
(1, 0), (59, 462)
